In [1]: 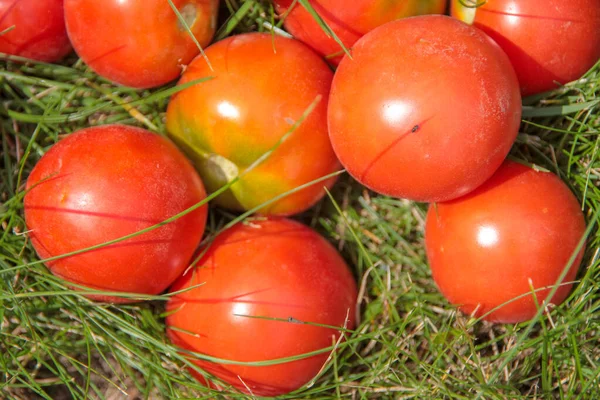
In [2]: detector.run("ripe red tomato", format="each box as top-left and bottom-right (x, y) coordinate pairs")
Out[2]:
(24, 125), (208, 302)
(451, 0), (600, 96)
(274, 0), (447, 65)
(166, 218), (357, 396)
(425, 161), (586, 323)
(166, 33), (339, 216)
(0, 0), (71, 62)
(328, 15), (521, 202)
(64, 0), (219, 88)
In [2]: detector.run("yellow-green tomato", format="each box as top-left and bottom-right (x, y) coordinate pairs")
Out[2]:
(166, 33), (339, 216)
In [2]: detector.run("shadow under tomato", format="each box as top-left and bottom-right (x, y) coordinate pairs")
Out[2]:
(440, 160), (529, 206)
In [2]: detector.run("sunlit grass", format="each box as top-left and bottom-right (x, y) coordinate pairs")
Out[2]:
(1, 0), (600, 399)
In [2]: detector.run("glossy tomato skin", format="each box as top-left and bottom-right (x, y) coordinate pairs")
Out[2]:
(451, 0), (600, 96)
(166, 218), (357, 396)
(0, 0), (71, 62)
(64, 0), (219, 88)
(24, 125), (208, 302)
(328, 15), (521, 202)
(274, 0), (447, 65)
(166, 33), (339, 216)
(425, 161), (586, 323)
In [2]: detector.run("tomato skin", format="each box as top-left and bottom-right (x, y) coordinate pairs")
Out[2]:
(425, 161), (586, 323)
(64, 0), (218, 88)
(0, 0), (72, 62)
(328, 15), (521, 202)
(165, 218), (357, 396)
(274, 0), (447, 65)
(166, 33), (339, 216)
(24, 125), (208, 302)
(451, 0), (600, 96)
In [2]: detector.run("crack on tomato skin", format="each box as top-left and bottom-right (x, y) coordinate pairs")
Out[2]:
(359, 117), (433, 184)
(0, 0), (21, 27)
(13, 26), (51, 54)
(0, 35), (16, 45)
(173, 288), (311, 309)
(26, 172), (73, 190)
(49, 251), (174, 283)
(86, 43), (128, 66)
(24, 205), (168, 224)
(309, 0), (362, 38)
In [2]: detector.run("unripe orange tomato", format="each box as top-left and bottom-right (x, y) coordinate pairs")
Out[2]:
(425, 161), (586, 323)
(274, 0), (447, 65)
(166, 33), (339, 216)
(328, 15), (521, 202)
(0, 0), (72, 62)
(451, 0), (600, 96)
(166, 218), (357, 397)
(64, 0), (219, 88)
(24, 125), (208, 302)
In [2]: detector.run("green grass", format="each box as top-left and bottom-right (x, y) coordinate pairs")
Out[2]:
(1, 0), (600, 399)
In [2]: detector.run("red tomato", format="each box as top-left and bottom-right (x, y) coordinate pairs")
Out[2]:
(166, 218), (357, 396)
(0, 0), (71, 62)
(425, 161), (586, 323)
(274, 0), (447, 65)
(328, 15), (522, 202)
(451, 0), (600, 96)
(64, 0), (219, 88)
(24, 125), (208, 302)
(166, 33), (339, 216)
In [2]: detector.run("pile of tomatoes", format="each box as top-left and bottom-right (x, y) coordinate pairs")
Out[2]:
(3, 0), (597, 396)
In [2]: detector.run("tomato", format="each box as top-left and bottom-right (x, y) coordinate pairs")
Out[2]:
(451, 0), (600, 96)
(425, 161), (586, 323)
(274, 0), (447, 65)
(328, 15), (521, 202)
(24, 125), (208, 302)
(166, 218), (357, 396)
(166, 33), (339, 216)
(0, 0), (71, 62)
(64, 0), (219, 88)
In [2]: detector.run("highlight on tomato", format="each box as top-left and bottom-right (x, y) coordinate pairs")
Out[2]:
(328, 15), (521, 202)
(166, 33), (339, 216)
(425, 160), (586, 323)
(0, 0), (72, 62)
(274, 0), (447, 65)
(166, 217), (357, 397)
(451, 0), (600, 96)
(64, 0), (219, 88)
(24, 125), (208, 303)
